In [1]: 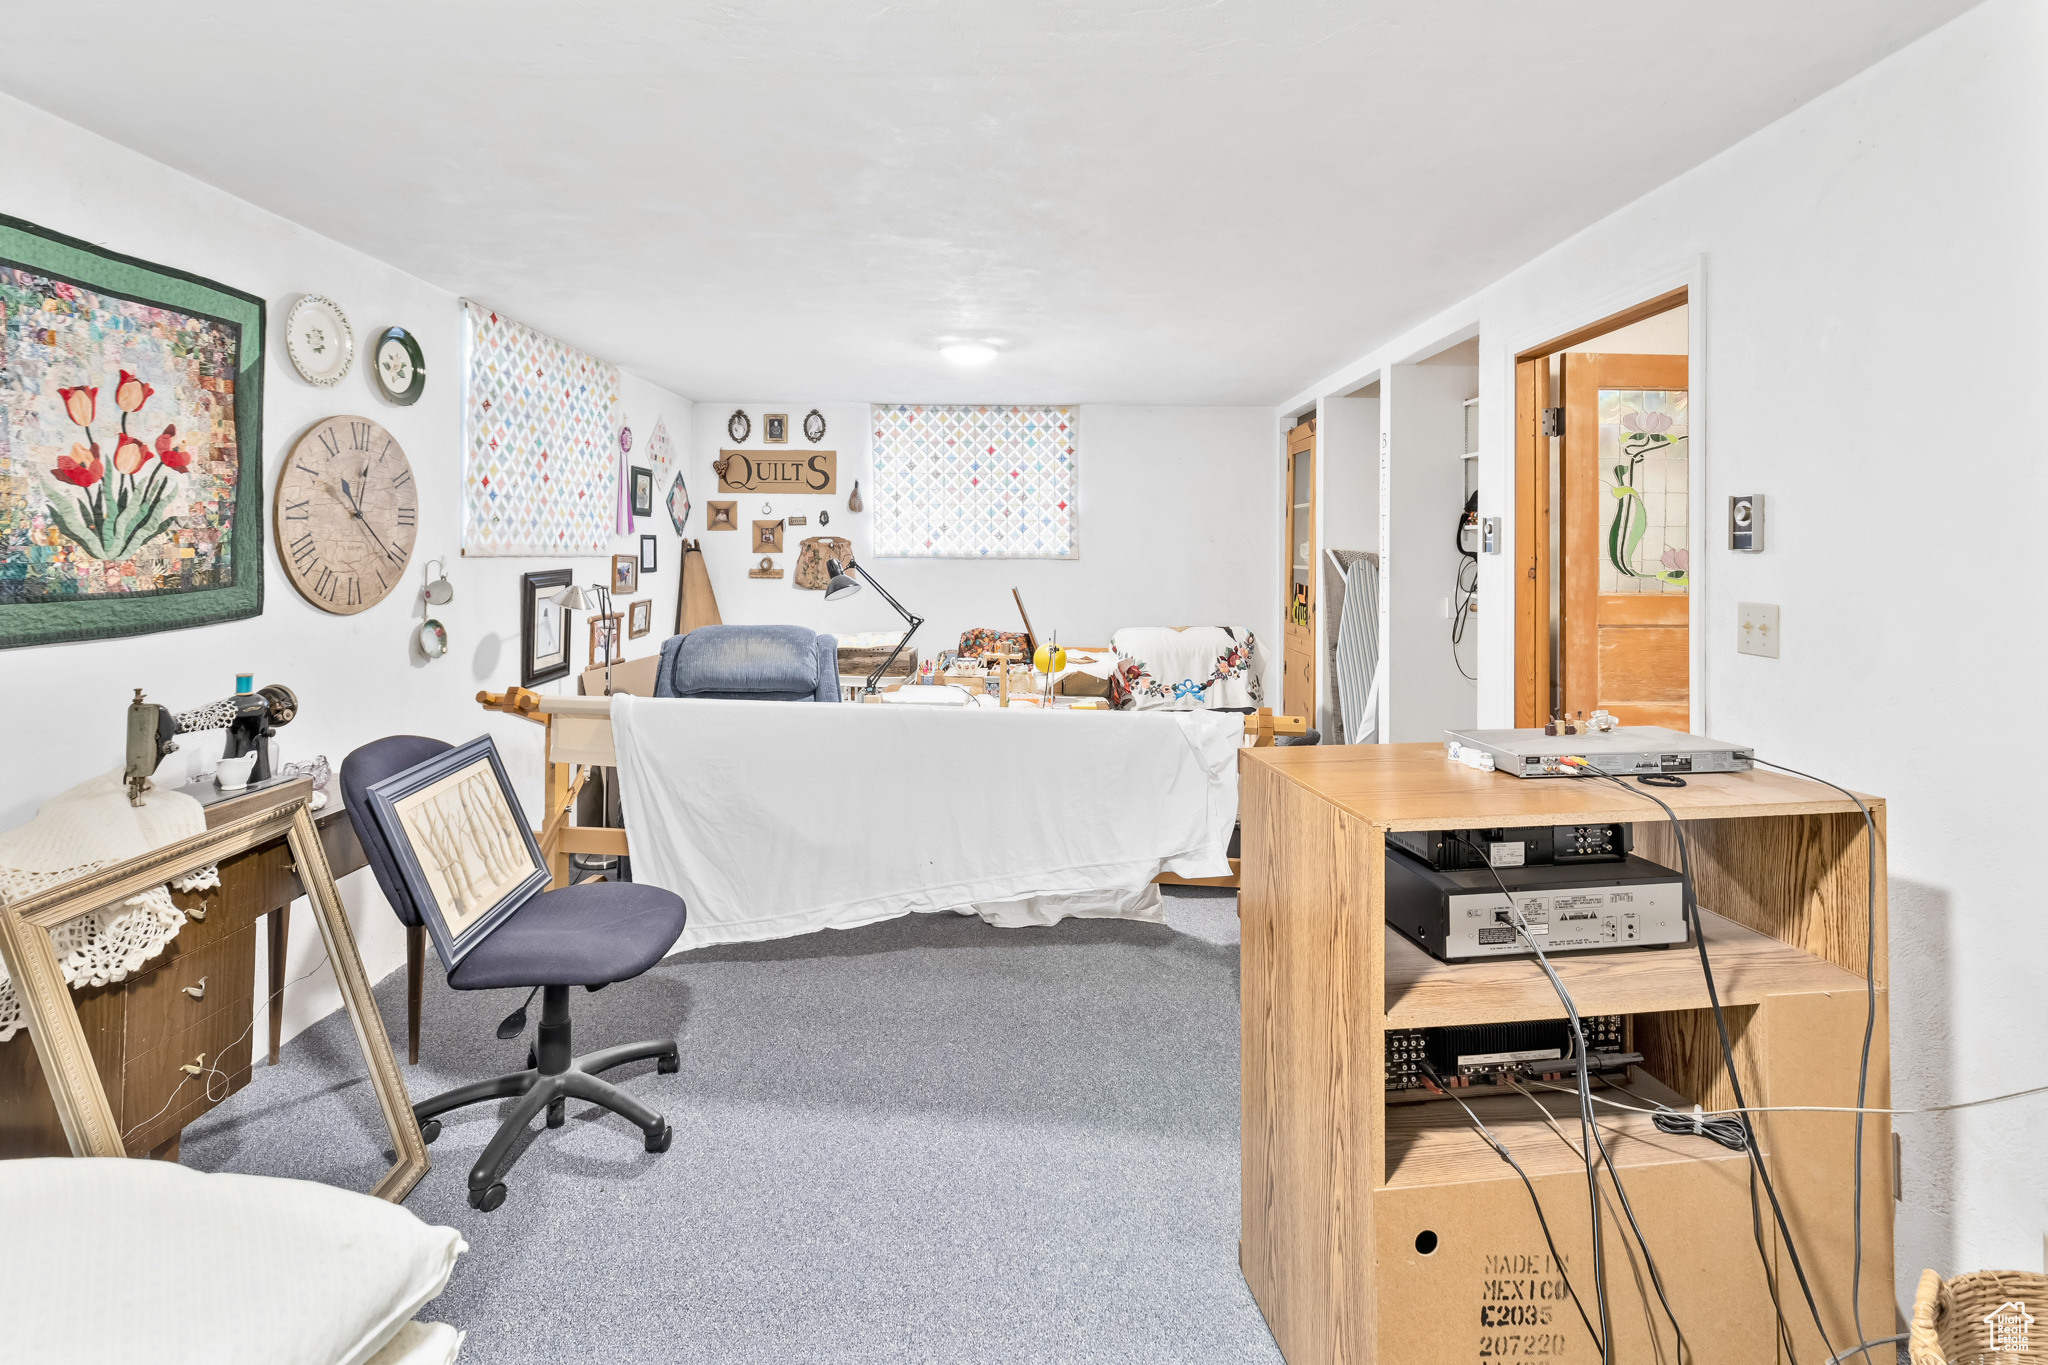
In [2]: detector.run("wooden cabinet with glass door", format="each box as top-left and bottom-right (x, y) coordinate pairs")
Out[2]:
(1283, 417), (1317, 721)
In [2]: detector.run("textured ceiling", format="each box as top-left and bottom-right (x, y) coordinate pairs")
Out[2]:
(0, 1), (1977, 404)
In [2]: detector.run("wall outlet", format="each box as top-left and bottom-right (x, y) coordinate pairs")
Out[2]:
(1737, 602), (1780, 658)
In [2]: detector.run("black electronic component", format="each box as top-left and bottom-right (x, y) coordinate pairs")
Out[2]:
(1386, 1015), (1631, 1093)
(1389, 822), (1631, 871)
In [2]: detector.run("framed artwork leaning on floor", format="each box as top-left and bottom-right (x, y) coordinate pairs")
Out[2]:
(359, 735), (550, 970)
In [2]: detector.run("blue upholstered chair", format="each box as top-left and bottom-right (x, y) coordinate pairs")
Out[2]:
(655, 623), (840, 701)
(342, 736), (688, 1213)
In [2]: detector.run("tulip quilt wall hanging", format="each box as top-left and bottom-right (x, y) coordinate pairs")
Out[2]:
(0, 213), (265, 648)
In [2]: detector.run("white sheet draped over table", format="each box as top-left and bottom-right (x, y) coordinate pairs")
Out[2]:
(610, 697), (1241, 951)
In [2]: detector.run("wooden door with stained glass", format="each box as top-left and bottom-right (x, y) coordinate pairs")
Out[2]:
(1283, 419), (1316, 722)
(1559, 354), (1689, 727)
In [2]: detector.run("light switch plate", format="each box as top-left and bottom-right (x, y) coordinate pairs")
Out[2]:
(1737, 602), (1780, 658)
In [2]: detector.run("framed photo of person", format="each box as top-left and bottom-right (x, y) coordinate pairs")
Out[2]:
(589, 612), (623, 666)
(611, 553), (639, 594)
(640, 534), (658, 573)
(631, 465), (654, 517)
(628, 598), (652, 638)
(520, 568), (573, 686)
(360, 735), (551, 969)
(763, 412), (788, 444)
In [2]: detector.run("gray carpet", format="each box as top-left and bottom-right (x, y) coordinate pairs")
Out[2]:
(182, 890), (1285, 1364)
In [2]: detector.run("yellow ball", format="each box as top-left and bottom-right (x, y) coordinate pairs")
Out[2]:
(1033, 643), (1067, 674)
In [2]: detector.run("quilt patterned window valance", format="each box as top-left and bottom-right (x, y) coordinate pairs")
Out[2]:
(869, 404), (1077, 558)
(462, 301), (619, 556)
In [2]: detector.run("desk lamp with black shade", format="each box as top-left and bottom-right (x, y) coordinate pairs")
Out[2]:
(824, 558), (923, 696)
(547, 580), (618, 696)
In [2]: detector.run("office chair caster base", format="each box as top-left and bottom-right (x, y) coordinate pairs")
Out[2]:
(645, 1121), (673, 1154)
(547, 1096), (566, 1129)
(469, 1181), (508, 1213)
(657, 1052), (680, 1074)
(418, 1118), (441, 1145)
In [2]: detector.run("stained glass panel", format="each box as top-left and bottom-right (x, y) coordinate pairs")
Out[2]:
(1597, 388), (1688, 595)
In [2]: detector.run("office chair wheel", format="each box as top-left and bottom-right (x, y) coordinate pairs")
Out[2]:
(418, 1118), (441, 1145)
(645, 1121), (673, 1154)
(525, 1045), (537, 1071)
(547, 1096), (566, 1129)
(469, 1181), (508, 1213)
(657, 1051), (680, 1074)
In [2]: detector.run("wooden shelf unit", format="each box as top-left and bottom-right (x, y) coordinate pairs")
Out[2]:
(1238, 742), (1889, 1365)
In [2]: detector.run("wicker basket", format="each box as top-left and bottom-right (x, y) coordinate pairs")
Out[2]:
(1911, 1268), (2048, 1365)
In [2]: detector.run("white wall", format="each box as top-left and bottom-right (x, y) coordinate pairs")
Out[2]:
(0, 92), (692, 1046)
(1279, 0), (2048, 1301)
(688, 402), (1278, 691)
(1317, 392), (1380, 738)
(1382, 363), (1479, 742)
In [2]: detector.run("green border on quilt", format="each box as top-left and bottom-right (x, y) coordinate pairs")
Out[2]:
(0, 212), (265, 650)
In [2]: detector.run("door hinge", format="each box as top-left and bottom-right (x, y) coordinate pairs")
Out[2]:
(1541, 407), (1564, 438)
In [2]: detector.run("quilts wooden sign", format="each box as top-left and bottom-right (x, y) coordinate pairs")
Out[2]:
(715, 449), (836, 495)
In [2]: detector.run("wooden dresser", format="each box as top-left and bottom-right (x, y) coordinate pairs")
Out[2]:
(1237, 743), (1890, 1365)
(0, 777), (366, 1161)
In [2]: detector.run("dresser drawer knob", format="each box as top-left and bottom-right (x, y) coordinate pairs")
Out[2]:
(182, 978), (207, 1001)
(178, 1053), (208, 1077)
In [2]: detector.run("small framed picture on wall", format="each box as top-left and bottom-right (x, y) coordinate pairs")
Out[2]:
(763, 413), (788, 444)
(631, 465), (654, 517)
(589, 613), (623, 666)
(640, 534), (658, 573)
(612, 553), (639, 595)
(628, 598), (652, 638)
(520, 568), (573, 687)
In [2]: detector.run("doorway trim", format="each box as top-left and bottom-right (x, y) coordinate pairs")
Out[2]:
(1504, 257), (1706, 734)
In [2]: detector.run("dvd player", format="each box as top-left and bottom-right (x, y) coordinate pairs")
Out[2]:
(1444, 726), (1754, 779)
(1385, 844), (1689, 961)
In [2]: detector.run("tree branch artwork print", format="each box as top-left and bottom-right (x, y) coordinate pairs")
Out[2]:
(0, 214), (265, 648)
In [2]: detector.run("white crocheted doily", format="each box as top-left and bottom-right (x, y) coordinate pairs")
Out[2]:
(0, 771), (216, 1042)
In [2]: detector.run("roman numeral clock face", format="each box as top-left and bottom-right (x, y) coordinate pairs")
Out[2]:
(274, 415), (417, 614)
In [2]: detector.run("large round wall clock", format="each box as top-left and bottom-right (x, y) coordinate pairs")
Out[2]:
(274, 415), (417, 614)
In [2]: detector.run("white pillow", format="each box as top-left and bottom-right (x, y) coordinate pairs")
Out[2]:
(366, 1321), (464, 1365)
(0, 1158), (467, 1365)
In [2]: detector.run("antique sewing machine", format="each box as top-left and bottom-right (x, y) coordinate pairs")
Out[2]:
(124, 684), (299, 805)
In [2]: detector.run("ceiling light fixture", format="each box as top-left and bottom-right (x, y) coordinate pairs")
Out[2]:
(940, 343), (999, 367)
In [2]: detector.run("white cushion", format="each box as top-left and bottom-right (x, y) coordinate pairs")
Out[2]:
(0, 1158), (466, 1365)
(365, 1321), (464, 1365)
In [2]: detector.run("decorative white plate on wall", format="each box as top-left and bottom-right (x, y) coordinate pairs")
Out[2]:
(286, 294), (355, 387)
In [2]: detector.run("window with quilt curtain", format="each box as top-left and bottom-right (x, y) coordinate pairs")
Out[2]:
(869, 404), (1077, 558)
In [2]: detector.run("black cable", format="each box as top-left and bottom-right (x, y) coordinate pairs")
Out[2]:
(1447, 835), (1688, 1365)
(1562, 763), (1836, 1364)
(1443, 836), (1610, 1362)
(1751, 757), (1881, 1364)
(1420, 1058), (1606, 1355)
(1452, 556), (1480, 682)
(1649, 1107), (1750, 1152)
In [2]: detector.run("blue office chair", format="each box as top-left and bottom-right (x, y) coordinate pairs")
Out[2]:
(342, 736), (688, 1212)
(655, 623), (840, 701)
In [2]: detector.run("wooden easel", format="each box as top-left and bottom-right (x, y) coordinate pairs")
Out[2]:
(476, 688), (623, 889)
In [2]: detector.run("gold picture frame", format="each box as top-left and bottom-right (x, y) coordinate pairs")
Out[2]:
(0, 798), (429, 1202)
